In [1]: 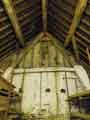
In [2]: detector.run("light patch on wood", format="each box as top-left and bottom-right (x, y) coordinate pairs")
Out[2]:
(57, 51), (64, 66)
(33, 42), (41, 68)
(40, 41), (49, 67)
(24, 50), (33, 68)
(48, 41), (57, 66)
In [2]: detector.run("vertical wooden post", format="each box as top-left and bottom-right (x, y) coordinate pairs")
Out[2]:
(20, 57), (26, 112)
(64, 71), (71, 120)
(5, 54), (18, 119)
(72, 36), (80, 63)
(55, 72), (59, 115)
(40, 73), (42, 110)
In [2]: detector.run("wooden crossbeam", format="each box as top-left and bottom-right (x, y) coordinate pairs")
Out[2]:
(42, 0), (47, 32)
(64, 0), (88, 47)
(2, 0), (24, 47)
(14, 67), (75, 74)
(71, 112), (90, 120)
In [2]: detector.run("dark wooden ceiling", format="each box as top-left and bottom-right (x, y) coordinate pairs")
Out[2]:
(0, 0), (42, 61)
(0, 0), (90, 66)
(47, 0), (90, 64)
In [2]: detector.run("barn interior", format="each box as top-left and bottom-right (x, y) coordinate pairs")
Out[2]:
(0, 0), (90, 120)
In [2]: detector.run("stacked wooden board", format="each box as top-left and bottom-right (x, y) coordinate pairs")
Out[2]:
(0, 76), (21, 120)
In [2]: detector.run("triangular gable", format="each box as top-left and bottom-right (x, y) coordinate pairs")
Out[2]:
(16, 33), (76, 68)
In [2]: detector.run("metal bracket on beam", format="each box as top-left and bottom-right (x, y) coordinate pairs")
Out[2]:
(2, 0), (24, 47)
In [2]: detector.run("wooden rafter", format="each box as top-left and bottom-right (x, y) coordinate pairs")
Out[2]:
(1, 33), (43, 72)
(64, 0), (88, 47)
(2, 0), (24, 47)
(15, 33), (44, 67)
(42, 0), (47, 32)
(72, 36), (80, 62)
(86, 47), (90, 64)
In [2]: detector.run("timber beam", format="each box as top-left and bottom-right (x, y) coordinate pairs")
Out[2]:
(42, 0), (47, 32)
(86, 47), (90, 64)
(2, 0), (24, 47)
(72, 36), (80, 62)
(64, 0), (88, 47)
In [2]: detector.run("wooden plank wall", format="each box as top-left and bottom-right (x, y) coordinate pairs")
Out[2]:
(18, 36), (76, 68)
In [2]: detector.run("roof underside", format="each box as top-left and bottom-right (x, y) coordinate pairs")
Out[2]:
(0, 0), (90, 66)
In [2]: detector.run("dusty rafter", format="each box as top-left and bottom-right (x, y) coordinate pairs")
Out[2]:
(64, 0), (88, 47)
(72, 36), (80, 62)
(42, 0), (47, 32)
(86, 47), (90, 64)
(2, 0), (24, 46)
